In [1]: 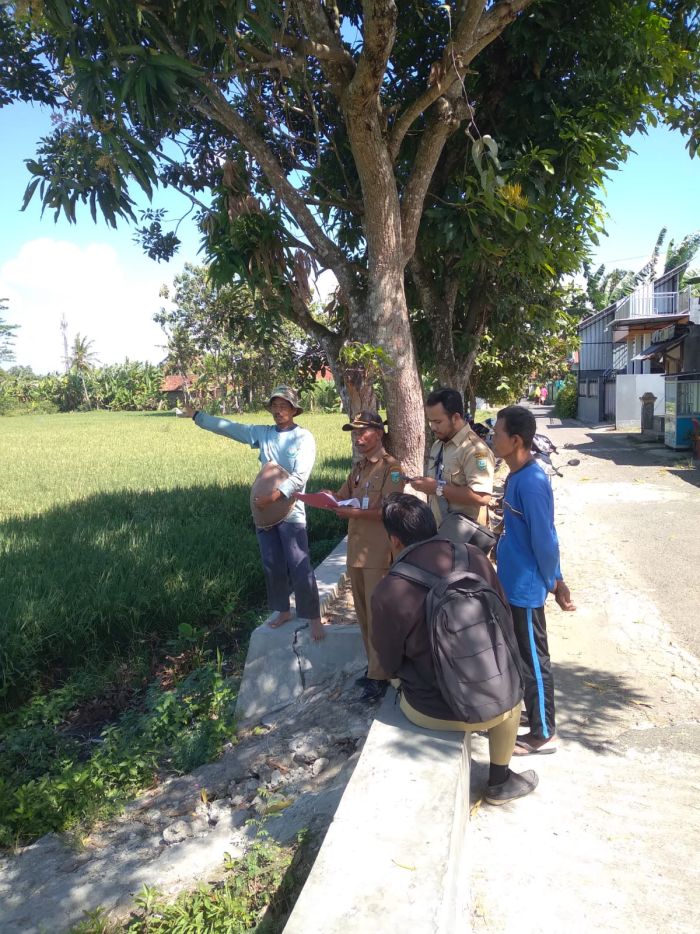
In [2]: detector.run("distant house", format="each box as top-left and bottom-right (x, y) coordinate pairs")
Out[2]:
(161, 374), (193, 407)
(576, 263), (700, 432)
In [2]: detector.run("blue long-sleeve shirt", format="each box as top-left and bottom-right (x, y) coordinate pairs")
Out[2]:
(496, 460), (561, 608)
(193, 413), (316, 524)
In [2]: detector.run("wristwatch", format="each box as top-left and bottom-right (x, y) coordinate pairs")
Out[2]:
(436, 479), (447, 497)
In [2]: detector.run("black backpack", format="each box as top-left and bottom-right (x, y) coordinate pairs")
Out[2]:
(389, 539), (523, 723)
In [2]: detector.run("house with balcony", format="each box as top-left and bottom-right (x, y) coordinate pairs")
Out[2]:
(577, 263), (700, 433)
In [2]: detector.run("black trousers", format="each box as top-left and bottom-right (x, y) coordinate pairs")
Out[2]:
(510, 604), (555, 740)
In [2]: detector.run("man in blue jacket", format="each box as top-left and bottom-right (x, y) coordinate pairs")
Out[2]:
(181, 387), (326, 641)
(493, 405), (576, 754)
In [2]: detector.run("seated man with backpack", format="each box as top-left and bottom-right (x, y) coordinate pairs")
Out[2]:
(371, 493), (538, 806)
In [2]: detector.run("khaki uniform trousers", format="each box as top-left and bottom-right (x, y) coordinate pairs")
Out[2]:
(348, 566), (389, 680)
(400, 694), (521, 766)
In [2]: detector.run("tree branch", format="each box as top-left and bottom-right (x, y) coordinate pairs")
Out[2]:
(388, 0), (534, 161)
(294, 0), (355, 100)
(278, 33), (355, 66)
(400, 97), (469, 263)
(346, 1), (398, 107)
(473, 0), (535, 46)
(192, 85), (359, 307)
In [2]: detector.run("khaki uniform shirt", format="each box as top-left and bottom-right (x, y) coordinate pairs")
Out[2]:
(337, 450), (405, 568)
(427, 424), (495, 526)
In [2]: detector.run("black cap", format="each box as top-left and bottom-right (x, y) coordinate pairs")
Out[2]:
(342, 410), (385, 432)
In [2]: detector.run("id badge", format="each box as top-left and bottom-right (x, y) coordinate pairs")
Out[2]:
(361, 496), (370, 510)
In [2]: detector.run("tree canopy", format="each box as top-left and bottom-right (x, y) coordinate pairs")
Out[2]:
(4, 1), (699, 468)
(0, 299), (18, 364)
(156, 262), (327, 410)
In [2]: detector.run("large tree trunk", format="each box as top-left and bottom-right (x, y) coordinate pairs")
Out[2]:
(344, 100), (426, 475)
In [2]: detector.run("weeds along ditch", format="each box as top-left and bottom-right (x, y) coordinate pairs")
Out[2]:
(0, 410), (349, 846)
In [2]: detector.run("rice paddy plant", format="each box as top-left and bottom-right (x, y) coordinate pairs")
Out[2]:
(0, 410), (349, 710)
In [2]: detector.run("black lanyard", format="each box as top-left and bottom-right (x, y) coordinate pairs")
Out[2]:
(434, 444), (444, 481)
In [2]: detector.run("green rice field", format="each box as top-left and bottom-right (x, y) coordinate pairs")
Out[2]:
(0, 410), (349, 711)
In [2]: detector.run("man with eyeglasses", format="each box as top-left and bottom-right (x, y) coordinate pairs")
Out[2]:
(181, 387), (326, 640)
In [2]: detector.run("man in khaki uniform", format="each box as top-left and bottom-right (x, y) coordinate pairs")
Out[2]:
(330, 411), (405, 701)
(411, 387), (495, 535)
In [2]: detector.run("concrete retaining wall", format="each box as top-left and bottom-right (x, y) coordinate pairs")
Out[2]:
(283, 695), (471, 933)
(234, 537), (366, 725)
(235, 535), (472, 932)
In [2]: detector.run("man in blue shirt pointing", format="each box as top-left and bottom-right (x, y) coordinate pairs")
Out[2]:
(181, 387), (326, 641)
(493, 405), (576, 754)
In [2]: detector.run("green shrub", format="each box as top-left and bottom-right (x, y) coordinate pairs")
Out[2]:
(0, 657), (238, 847)
(554, 374), (578, 419)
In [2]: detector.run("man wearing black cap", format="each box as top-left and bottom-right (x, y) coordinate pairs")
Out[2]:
(180, 387), (326, 641)
(326, 412), (405, 700)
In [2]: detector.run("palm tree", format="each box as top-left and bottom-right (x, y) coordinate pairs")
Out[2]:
(69, 333), (99, 408)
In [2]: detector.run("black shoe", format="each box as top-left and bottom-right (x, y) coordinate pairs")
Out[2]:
(354, 667), (370, 687)
(360, 679), (387, 702)
(484, 769), (538, 806)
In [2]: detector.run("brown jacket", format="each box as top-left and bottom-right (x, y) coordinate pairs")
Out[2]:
(371, 539), (511, 719)
(337, 450), (404, 568)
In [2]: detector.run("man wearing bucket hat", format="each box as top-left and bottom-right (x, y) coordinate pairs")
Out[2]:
(323, 411), (405, 700)
(180, 387), (326, 641)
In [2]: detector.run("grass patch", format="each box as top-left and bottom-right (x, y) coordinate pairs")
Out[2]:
(0, 410), (348, 710)
(70, 833), (317, 933)
(0, 647), (238, 848)
(0, 410), (349, 847)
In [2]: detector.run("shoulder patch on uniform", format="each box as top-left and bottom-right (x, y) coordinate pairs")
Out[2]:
(476, 457), (488, 471)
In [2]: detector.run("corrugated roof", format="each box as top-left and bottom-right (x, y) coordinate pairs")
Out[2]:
(630, 336), (685, 362)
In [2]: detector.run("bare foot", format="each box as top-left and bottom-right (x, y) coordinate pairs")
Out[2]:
(268, 610), (294, 629)
(309, 617), (329, 641)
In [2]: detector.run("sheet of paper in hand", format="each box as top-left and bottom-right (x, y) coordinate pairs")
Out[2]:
(250, 462), (296, 529)
(296, 492), (361, 510)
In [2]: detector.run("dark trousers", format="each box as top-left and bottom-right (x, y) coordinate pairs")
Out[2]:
(256, 522), (320, 619)
(510, 604), (555, 740)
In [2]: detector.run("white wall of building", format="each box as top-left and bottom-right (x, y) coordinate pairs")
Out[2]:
(615, 374), (666, 428)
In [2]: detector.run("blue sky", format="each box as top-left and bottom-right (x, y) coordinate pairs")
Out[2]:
(1, 101), (699, 373)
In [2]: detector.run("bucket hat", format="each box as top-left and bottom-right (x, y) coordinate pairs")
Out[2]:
(267, 386), (303, 415)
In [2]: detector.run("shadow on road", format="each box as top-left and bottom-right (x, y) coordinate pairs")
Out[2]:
(469, 660), (653, 798)
(554, 661), (653, 751)
(538, 422), (700, 488)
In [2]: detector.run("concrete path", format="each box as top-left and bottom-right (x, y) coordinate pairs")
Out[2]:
(468, 414), (700, 933)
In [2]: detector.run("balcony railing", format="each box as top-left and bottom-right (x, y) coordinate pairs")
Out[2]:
(615, 287), (692, 320)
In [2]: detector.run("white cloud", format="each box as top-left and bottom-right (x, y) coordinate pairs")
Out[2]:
(0, 238), (174, 373)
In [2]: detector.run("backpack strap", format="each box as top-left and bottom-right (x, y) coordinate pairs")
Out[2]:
(388, 561), (441, 590)
(388, 538), (471, 591)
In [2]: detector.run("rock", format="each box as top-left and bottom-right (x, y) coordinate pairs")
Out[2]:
(228, 777), (259, 801)
(288, 727), (332, 762)
(207, 799), (235, 826)
(269, 769), (283, 786)
(162, 820), (191, 845)
(311, 757), (330, 777)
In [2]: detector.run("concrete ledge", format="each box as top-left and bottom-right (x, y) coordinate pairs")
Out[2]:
(284, 692), (471, 933)
(235, 537), (366, 725)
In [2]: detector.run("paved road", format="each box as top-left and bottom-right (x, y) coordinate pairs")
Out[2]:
(469, 410), (700, 934)
(536, 411), (700, 659)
